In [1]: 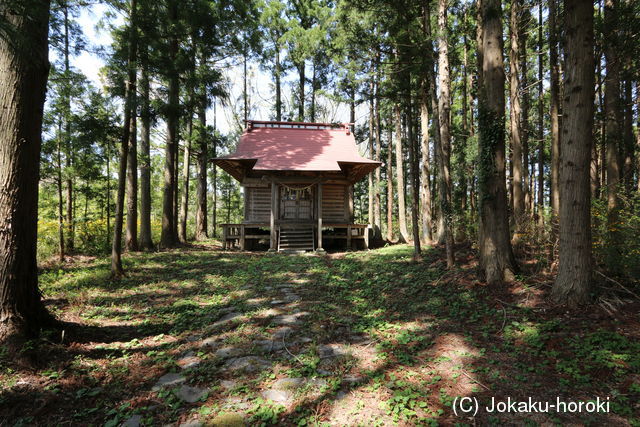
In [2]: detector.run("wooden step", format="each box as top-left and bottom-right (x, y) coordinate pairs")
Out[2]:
(278, 227), (314, 252)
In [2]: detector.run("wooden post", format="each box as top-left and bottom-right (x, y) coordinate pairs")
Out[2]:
(222, 225), (227, 250)
(364, 226), (369, 250)
(240, 224), (245, 250)
(348, 184), (354, 222)
(269, 182), (277, 251)
(317, 182), (324, 252)
(347, 225), (352, 250)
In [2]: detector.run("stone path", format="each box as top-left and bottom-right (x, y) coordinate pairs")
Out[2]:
(128, 270), (367, 426)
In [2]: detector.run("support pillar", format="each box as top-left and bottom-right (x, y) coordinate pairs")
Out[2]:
(317, 182), (324, 253)
(269, 182), (277, 251)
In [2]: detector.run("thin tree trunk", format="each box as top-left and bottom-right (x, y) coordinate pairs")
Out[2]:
(112, 0), (138, 276)
(552, 0), (594, 306)
(622, 78), (634, 193)
(195, 84), (208, 240)
(374, 63), (382, 240)
(436, 0), (454, 267)
(510, 0), (525, 243)
(537, 2), (544, 227)
(310, 63), (316, 122)
(57, 121), (65, 261)
(477, 0), (517, 284)
(407, 93), (422, 260)
(275, 46), (282, 121)
(160, 0), (179, 248)
(125, 104), (138, 251)
(604, 0), (622, 257)
(420, 81), (433, 244)
(212, 100), (218, 237)
(549, 0), (561, 237)
(179, 115), (192, 243)
(0, 0), (55, 342)
(637, 81), (640, 194)
(368, 77), (375, 231)
(63, 5), (74, 253)
(386, 126), (394, 242)
(138, 50), (153, 250)
(521, 17), (531, 215)
(298, 61), (305, 121)
(597, 57), (606, 197)
(394, 104), (409, 242)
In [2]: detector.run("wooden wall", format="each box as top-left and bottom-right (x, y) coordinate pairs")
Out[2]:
(322, 184), (348, 222)
(245, 186), (271, 222)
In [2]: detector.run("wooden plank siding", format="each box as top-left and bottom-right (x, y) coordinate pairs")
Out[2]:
(245, 186), (271, 223)
(321, 184), (348, 222)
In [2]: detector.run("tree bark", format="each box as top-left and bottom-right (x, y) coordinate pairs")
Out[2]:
(112, 0), (138, 276)
(297, 61), (305, 121)
(0, 0), (56, 342)
(420, 82), (433, 244)
(138, 49), (153, 250)
(368, 77), (375, 231)
(275, 46), (282, 121)
(160, 0), (179, 248)
(510, 0), (525, 243)
(537, 2), (544, 227)
(125, 103), (138, 251)
(406, 89), (421, 259)
(394, 104), (410, 243)
(622, 78), (634, 193)
(436, 0), (454, 267)
(551, 0), (594, 306)
(195, 84), (208, 240)
(477, 0), (517, 284)
(179, 116), (192, 243)
(386, 126), (394, 242)
(373, 64), (382, 240)
(57, 121), (65, 261)
(604, 0), (622, 258)
(549, 0), (561, 237)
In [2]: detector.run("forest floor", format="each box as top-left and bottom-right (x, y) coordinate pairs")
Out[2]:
(1, 242), (639, 426)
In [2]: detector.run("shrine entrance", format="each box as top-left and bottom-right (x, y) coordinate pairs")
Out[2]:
(279, 185), (314, 221)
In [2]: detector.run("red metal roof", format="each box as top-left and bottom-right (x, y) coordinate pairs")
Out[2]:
(215, 121), (380, 181)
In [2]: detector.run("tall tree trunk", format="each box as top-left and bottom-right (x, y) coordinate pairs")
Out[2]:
(604, 0), (622, 258)
(211, 100), (218, 237)
(160, 0), (179, 248)
(63, 5), (74, 253)
(510, 0), (525, 243)
(374, 65), (382, 240)
(477, 0), (517, 284)
(125, 105), (138, 251)
(437, 0), (454, 267)
(57, 121), (65, 261)
(552, 0), (594, 306)
(138, 50), (153, 250)
(420, 82), (433, 244)
(597, 57), (606, 197)
(386, 126), (394, 242)
(112, 0), (138, 276)
(394, 104), (410, 242)
(622, 78), (634, 193)
(275, 46), (282, 121)
(179, 115), (192, 243)
(407, 89), (421, 260)
(637, 81), (640, 194)
(368, 77), (375, 230)
(195, 84), (208, 240)
(0, 0), (55, 343)
(297, 61), (305, 121)
(521, 15), (531, 215)
(310, 63), (317, 122)
(537, 2), (544, 227)
(549, 0), (561, 237)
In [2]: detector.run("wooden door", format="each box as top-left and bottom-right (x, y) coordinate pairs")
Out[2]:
(280, 186), (313, 220)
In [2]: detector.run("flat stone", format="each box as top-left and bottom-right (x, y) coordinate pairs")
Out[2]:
(216, 312), (242, 323)
(153, 373), (186, 391)
(261, 308), (281, 317)
(273, 377), (305, 390)
(200, 337), (220, 349)
(272, 327), (294, 339)
(186, 335), (201, 342)
(318, 344), (348, 359)
(307, 378), (328, 388)
(215, 346), (245, 359)
(270, 300), (285, 305)
(298, 337), (313, 343)
(273, 314), (300, 325)
(283, 293), (300, 302)
(178, 419), (203, 427)
(222, 356), (271, 373)
(317, 369), (332, 376)
(209, 413), (245, 426)
(175, 385), (208, 403)
(121, 414), (142, 427)
(246, 298), (266, 306)
(261, 389), (292, 403)
(253, 340), (284, 352)
(335, 391), (348, 401)
(177, 352), (201, 369)
(220, 380), (238, 390)
(342, 374), (364, 385)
